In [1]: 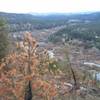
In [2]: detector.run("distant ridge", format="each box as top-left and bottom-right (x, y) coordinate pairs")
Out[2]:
(29, 11), (100, 16)
(0, 11), (100, 31)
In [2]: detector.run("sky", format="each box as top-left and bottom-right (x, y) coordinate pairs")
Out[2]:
(0, 0), (100, 13)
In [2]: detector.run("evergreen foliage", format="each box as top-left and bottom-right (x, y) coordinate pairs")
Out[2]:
(0, 18), (9, 60)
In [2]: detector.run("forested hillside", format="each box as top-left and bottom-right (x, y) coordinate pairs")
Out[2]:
(1, 12), (100, 32)
(0, 12), (67, 31)
(48, 13), (100, 49)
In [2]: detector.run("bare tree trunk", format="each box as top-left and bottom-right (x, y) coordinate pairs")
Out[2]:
(24, 42), (32, 100)
(24, 81), (32, 100)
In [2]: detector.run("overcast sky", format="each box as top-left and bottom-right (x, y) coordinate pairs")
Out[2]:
(0, 0), (100, 13)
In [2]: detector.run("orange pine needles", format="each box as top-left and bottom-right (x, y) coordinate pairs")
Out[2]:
(0, 32), (58, 99)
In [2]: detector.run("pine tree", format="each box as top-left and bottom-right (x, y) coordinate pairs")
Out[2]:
(0, 18), (9, 60)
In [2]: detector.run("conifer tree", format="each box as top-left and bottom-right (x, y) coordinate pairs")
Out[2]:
(0, 18), (9, 60)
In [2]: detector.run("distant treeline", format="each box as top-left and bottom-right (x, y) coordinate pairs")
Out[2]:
(0, 12), (68, 31)
(1, 12), (100, 32)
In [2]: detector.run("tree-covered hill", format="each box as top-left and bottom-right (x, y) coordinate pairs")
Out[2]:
(1, 12), (100, 32)
(48, 15), (100, 49)
(0, 12), (67, 31)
